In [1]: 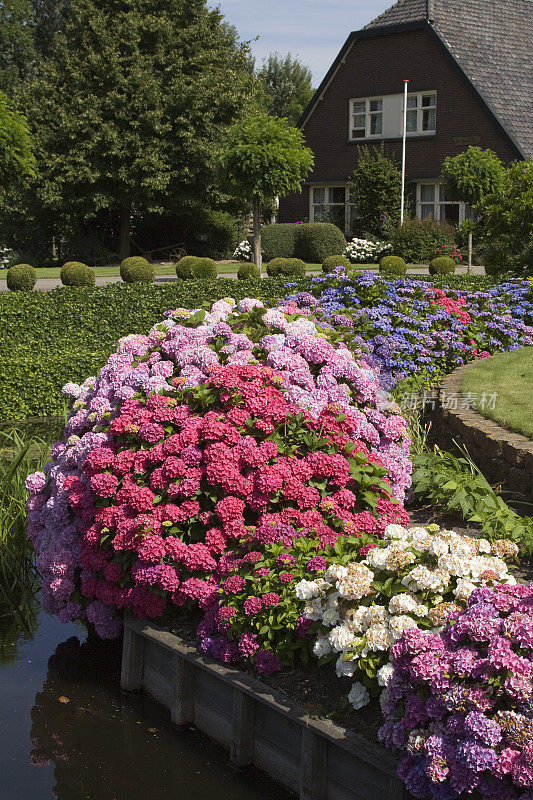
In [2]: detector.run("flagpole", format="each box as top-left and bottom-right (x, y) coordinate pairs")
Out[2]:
(400, 79), (409, 225)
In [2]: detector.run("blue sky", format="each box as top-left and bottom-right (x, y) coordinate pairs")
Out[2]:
(213, 1), (393, 84)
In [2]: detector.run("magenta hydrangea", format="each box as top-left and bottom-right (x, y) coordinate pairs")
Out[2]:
(380, 583), (533, 800)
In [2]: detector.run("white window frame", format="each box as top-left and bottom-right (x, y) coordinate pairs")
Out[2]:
(404, 92), (437, 136)
(348, 96), (384, 141)
(309, 185), (355, 234)
(416, 182), (468, 223)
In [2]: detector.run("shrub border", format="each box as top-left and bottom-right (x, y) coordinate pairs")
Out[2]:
(428, 364), (533, 498)
(121, 615), (405, 800)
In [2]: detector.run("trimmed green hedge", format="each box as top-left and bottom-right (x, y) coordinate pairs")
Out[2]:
(237, 263), (260, 280)
(60, 261), (96, 287)
(120, 257), (155, 283)
(429, 255), (456, 275)
(380, 255), (407, 276)
(322, 255), (351, 274)
(176, 256), (217, 280)
(6, 264), (37, 291)
(261, 224), (298, 261)
(0, 278), (313, 420)
(266, 257), (306, 277)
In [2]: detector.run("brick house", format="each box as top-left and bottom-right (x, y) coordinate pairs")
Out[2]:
(278, 0), (532, 233)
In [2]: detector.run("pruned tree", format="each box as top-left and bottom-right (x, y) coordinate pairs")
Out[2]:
(257, 52), (314, 124)
(218, 114), (313, 272)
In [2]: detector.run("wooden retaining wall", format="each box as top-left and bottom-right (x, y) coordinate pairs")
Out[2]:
(121, 615), (405, 800)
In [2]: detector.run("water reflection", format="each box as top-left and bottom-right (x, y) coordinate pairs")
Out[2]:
(1, 606), (290, 800)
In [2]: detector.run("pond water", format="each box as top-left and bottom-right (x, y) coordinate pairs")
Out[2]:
(0, 602), (291, 800)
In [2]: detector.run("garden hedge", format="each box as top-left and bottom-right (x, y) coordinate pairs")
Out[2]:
(379, 255), (407, 276)
(266, 257), (306, 277)
(0, 278), (313, 420)
(6, 264), (37, 291)
(295, 223), (347, 263)
(391, 218), (455, 263)
(261, 223), (297, 262)
(237, 263), (260, 280)
(322, 255), (351, 273)
(120, 257), (155, 283)
(429, 255), (455, 275)
(176, 256), (217, 280)
(60, 261), (96, 287)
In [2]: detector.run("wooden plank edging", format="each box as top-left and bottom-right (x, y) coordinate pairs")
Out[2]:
(121, 615), (405, 799)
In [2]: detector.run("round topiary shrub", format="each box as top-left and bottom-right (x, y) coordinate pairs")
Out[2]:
(175, 256), (217, 280)
(60, 261), (96, 287)
(6, 263), (37, 291)
(266, 257), (306, 277)
(429, 255), (455, 275)
(294, 222), (347, 263)
(237, 263), (260, 280)
(120, 256), (154, 284)
(26, 297), (412, 642)
(379, 255), (407, 276)
(322, 255), (351, 274)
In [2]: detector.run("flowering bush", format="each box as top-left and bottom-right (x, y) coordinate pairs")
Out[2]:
(26, 297), (411, 639)
(298, 524), (518, 710)
(285, 273), (533, 391)
(232, 240), (253, 261)
(435, 243), (463, 264)
(380, 583), (533, 800)
(343, 238), (392, 264)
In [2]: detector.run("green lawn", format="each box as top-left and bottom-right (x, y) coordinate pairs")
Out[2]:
(460, 347), (533, 440)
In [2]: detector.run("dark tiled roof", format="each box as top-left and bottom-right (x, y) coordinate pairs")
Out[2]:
(364, 0), (533, 158)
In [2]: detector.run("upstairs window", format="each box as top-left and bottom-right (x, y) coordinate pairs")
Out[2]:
(350, 97), (383, 139)
(406, 93), (437, 134)
(349, 91), (436, 140)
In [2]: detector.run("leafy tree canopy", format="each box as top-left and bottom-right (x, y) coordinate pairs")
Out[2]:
(0, 0), (37, 94)
(0, 91), (35, 191)
(441, 146), (505, 208)
(14, 0), (263, 256)
(257, 52), (314, 124)
(350, 144), (403, 238)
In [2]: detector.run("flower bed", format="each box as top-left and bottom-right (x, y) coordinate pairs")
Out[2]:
(26, 297), (411, 639)
(284, 273), (533, 392)
(380, 583), (533, 800)
(343, 238), (391, 264)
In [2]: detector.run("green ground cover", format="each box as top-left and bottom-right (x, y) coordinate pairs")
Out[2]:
(460, 346), (533, 439)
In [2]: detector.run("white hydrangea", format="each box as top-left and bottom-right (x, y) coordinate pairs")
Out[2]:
(336, 563), (374, 600)
(388, 593), (419, 615)
(233, 240), (253, 261)
(348, 681), (370, 710)
(377, 663), (395, 687)
(336, 654), (357, 678)
(328, 624), (354, 652)
(295, 579), (321, 601)
(342, 237), (392, 264)
(312, 635), (331, 658)
(364, 624), (393, 652)
(389, 615), (419, 641)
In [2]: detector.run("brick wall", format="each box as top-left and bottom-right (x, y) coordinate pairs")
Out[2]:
(279, 25), (520, 221)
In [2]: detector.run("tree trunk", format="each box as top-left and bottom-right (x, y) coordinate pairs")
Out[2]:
(252, 197), (262, 276)
(468, 232), (473, 274)
(119, 205), (131, 260)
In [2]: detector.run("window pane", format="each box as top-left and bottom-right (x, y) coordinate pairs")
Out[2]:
(420, 204), (434, 220)
(439, 185), (447, 202)
(406, 96), (418, 109)
(353, 113), (366, 128)
(406, 110), (418, 132)
(420, 184), (435, 202)
(370, 114), (382, 135)
(440, 204), (459, 224)
(369, 99), (382, 111)
(329, 187), (346, 204)
(422, 108), (436, 131)
(422, 94), (436, 107)
(312, 187), (326, 204)
(329, 205), (346, 229)
(352, 102), (366, 114)
(352, 128), (365, 138)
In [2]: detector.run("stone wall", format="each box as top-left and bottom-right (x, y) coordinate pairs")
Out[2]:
(427, 365), (533, 500)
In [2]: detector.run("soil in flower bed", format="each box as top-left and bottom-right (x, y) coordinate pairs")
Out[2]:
(160, 607), (384, 742)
